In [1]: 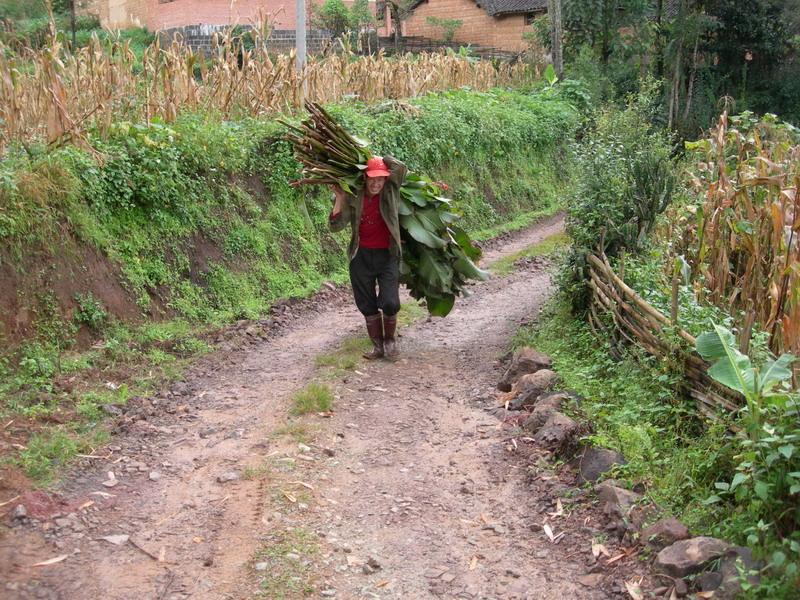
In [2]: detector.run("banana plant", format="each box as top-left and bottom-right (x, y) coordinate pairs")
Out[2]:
(695, 324), (795, 430)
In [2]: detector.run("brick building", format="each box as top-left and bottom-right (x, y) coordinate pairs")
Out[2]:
(85, 0), (383, 32)
(400, 0), (548, 52)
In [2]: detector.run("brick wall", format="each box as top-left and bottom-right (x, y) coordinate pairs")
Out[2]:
(87, 0), (149, 28)
(158, 24), (333, 54)
(403, 0), (529, 52)
(88, 0), (382, 33)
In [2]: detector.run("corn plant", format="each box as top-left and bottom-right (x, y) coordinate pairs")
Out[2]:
(0, 22), (536, 154)
(674, 112), (800, 358)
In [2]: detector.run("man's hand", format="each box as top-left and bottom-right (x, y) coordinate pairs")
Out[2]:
(330, 185), (346, 216)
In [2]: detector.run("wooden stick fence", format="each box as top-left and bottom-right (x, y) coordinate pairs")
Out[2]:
(586, 252), (741, 422)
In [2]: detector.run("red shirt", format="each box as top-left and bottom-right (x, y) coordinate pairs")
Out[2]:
(358, 194), (391, 249)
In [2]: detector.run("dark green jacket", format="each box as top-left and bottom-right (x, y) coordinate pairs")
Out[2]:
(329, 155), (408, 261)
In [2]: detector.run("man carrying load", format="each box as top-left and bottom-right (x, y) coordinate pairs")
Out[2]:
(330, 156), (407, 362)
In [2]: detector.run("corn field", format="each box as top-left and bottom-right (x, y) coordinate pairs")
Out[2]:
(0, 31), (535, 153)
(670, 112), (800, 357)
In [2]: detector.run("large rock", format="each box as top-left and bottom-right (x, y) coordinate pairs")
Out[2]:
(505, 369), (559, 410)
(641, 518), (690, 550)
(572, 446), (626, 484)
(497, 348), (552, 392)
(655, 537), (731, 578)
(522, 402), (561, 433)
(533, 412), (579, 453)
(595, 481), (641, 517)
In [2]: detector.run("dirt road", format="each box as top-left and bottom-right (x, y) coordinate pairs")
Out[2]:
(1, 214), (618, 599)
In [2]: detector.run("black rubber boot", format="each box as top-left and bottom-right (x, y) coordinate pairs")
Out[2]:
(383, 314), (399, 361)
(363, 314), (384, 360)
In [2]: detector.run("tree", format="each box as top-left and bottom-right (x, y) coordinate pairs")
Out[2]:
(425, 16), (462, 43)
(350, 0), (375, 30)
(312, 0), (352, 38)
(387, 0), (414, 52)
(563, 0), (649, 64)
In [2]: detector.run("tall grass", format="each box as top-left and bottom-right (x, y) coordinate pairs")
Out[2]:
(0, 26), (536, 153)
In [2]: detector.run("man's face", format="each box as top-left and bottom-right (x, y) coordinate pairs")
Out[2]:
(366, 176), (387, 196)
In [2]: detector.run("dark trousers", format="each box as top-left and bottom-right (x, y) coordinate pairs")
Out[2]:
(349, 248), (400, 317)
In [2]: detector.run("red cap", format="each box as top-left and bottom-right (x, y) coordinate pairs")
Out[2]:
(365, 157), (390, 178)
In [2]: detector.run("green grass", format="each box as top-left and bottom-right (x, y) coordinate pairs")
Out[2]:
(314, 337), (371, 371)
(289, 384), (333, 415)
(14, 427), (108, 486)
(490, 231), (571, 275)
(397, 300), (428, 327)
(271, 421), (317, 444)
(254, 527), (320, 598)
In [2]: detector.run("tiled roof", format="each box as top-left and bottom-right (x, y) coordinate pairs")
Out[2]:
(407, 0), (547, 17)
(479, 0), (549, 16)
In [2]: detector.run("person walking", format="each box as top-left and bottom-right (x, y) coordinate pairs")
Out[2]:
(329, 155), (407, 361)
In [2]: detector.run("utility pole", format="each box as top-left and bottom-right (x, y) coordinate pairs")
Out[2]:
(548, 0), (563, 79)
(296, 0), (307, 73)
(70, 0), (77, 50)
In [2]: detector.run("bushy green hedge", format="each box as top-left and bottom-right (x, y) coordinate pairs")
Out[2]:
(0, 87), (580, 335)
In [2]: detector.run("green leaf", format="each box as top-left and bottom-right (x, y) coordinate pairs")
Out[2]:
(449, 226), (481, 260)
(426, 294), (455, 317)
(730, 472), (747, 490)
(696, 325), (755, 396)
(397, 198), (413, 216)
(754, 480), (769, 501)
(778, 445), (795, 460)
(400, 214), (447, 249)
(760, 354), (795, 394)
(415, 208), (445, 232)
(543, 63), (557, 86)
(453, 253), (489, 281)
(790, 484), (800, 495)
(702, 495), (722, 505)
(418, 248), (453, 291)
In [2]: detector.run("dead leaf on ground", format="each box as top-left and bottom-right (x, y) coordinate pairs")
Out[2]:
(32, 555), (68, 567)
(289, 481), (314, 490)
(99, 534), (129, 545)
(548, 498), (564, 518)
(591, 541), (611, 558)
(624, 580), (644, 600)
(695, 593), (715, 599)
(669, 587), (678, 600)
(543, 523), (555, 542)
(90, 491), (115, 498)
(282, 491), (297, 503)
(375, 580), (389, 588)
(469, 556), (478, 570)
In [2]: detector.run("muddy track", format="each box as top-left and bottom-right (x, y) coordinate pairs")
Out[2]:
(2, 214), (620, 599)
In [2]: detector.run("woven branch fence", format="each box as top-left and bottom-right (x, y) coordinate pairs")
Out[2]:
(586, 252), (742, 422)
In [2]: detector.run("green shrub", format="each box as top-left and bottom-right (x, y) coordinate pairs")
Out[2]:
(562, 83), (677, 312)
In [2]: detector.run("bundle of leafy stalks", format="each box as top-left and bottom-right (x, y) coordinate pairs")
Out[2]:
(285, 101), (488, 317)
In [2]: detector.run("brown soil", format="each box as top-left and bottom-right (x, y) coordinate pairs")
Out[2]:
(0, 233), (142, 346)
(0, 215), (652, 599)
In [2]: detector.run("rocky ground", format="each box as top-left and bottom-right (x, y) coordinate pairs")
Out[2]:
(1, 214), (700, 599)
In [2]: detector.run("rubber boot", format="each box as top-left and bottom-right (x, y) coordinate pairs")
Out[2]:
(363, 314), (384, 360)
(383, 314), (399, 361)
